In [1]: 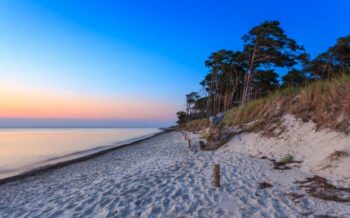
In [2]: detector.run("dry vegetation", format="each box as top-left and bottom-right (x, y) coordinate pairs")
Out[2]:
(261, 155), (302, 170)
(327, 150), (349, 161)
(223, 75), (350, 133)
(180, 75), (350, 151)
(258, 181), (273, 189)
(202, 127), (235, 150)
(297, 176), (350, 202)
(320, 150), (349, 170)
(179, 118), (209, 133)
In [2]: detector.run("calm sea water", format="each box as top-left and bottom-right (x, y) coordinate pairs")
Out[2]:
(0, 128), (161, 179)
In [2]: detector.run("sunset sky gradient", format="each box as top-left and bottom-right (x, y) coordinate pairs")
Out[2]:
(0, 0), (349, 127)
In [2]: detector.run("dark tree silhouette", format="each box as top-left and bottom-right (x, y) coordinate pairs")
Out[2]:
(186, 92), (200, 117)
(282, 69), (309, 87)
(253, 69), (279, 98)
(177, 22), (349, 125)
(241, 21), (305, 103)
(176, 111), (187, 125)
(202, 50), (245, 117)
(308, 36), (350, 80)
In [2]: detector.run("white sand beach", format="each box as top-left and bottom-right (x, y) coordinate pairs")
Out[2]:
(1, 131), (350, 217)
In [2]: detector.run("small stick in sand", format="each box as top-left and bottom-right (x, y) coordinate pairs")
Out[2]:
(213, 164), (220, 187)
(188, 140), (191, 148)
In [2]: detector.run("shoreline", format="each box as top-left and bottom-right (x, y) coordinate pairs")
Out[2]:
(0, 129), (172, 185)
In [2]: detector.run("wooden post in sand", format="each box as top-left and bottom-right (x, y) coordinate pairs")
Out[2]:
(188, 139), (191, 148)
(213, 164), (220, 187)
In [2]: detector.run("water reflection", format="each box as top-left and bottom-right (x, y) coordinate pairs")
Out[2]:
(0, 128), (160, 178)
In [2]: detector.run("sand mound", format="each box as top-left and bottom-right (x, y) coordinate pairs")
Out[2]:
(225, 114), (350, 181)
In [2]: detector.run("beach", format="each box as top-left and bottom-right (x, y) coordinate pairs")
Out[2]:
(1, 131), (350, 217)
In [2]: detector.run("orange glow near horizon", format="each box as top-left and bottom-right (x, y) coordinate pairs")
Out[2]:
(0, 87), (176, 120)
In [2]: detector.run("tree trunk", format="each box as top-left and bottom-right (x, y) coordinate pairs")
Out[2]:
(242, 44), (257, 104)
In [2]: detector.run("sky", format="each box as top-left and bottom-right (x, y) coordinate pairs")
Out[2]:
(0, 0), (349, 127)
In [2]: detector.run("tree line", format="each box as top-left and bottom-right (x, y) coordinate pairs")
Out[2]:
(177, 20), (350, 124)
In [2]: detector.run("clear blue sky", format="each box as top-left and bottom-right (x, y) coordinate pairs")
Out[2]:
(0, 0), (349, 127)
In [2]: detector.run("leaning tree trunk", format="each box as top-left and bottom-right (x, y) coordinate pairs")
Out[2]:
(242, 67), (254, 104)
(242, 45), (257, 104)
(207, 69), (216, 117)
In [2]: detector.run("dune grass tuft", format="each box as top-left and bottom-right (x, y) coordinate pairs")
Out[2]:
(223, 75), (350, 133)
(180, 118), (209, 133)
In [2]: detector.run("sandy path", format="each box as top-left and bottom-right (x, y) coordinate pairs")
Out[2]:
(1, 131), (350, 217)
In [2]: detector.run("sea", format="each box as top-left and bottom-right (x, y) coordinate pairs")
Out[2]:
(0, 128), (161, 179)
